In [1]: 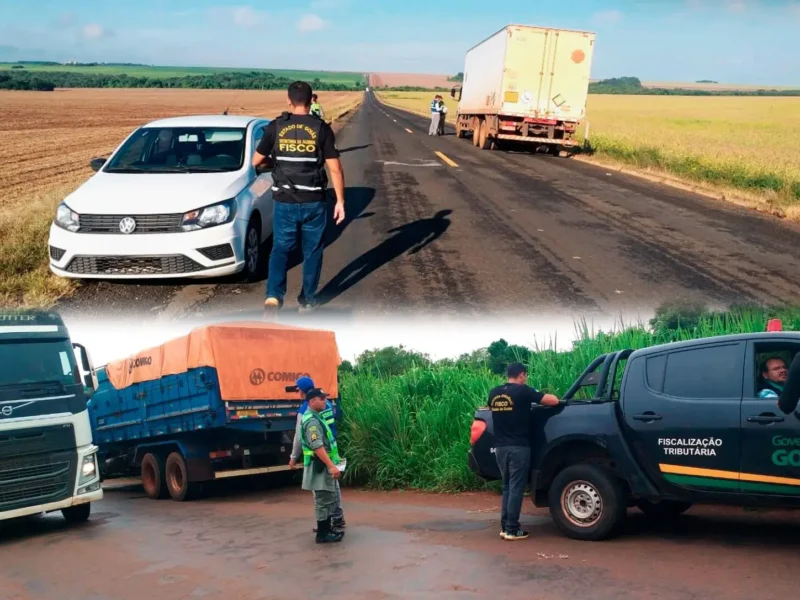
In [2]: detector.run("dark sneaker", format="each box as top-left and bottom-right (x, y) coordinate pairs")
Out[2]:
(315, 520), (344, 544)
(332, 517), (346, 529)
(502, 529), (529, 541)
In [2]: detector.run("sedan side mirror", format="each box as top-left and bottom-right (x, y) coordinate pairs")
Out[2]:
(90, 157), (107, 172)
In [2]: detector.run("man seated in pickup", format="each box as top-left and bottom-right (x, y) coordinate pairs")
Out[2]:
(758, 356), (788, 398)
(489, 362), (560, 541)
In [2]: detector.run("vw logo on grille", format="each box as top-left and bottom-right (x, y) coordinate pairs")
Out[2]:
(119, 217), (137, 234)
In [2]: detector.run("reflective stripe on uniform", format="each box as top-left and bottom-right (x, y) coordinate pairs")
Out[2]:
(276, 156), (318, 162)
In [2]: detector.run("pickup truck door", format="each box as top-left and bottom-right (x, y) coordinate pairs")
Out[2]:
(622, 341), (745, 493)
(739, 340), (800, 496)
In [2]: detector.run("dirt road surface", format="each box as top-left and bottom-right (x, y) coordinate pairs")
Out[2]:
(2, 483), (800, 600)
(58, 91), (800, 321)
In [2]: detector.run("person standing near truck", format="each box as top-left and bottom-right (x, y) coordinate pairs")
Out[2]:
(301, 387), (344, 543)
(489, 362), (560, 541)
(310, 94), (325, 120)
(438, 100), (448, 135)
(290, 376), (345, 530)
(429, 95), (442, 136)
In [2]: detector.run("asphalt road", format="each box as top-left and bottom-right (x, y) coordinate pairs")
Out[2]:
(3, 483), (800, 600)
(59, 91), (800, 323)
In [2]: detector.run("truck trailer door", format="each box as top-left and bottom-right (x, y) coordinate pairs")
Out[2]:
(739, 339), (800, 497)
(622, 341), (745, 494)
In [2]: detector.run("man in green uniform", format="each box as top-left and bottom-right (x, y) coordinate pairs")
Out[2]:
(310, 94), (325, 120)
(301, 387), (344, 543)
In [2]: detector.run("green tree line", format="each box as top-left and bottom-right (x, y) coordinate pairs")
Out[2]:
(0, 70), (364, 91)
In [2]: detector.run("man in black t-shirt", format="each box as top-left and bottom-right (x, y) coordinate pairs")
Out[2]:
(252, 81), (346, 314)
(488, 362), (559, 541)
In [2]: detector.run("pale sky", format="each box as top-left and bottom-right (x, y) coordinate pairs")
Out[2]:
(1, 0), (798, 85)
(62, 310), (655, 367)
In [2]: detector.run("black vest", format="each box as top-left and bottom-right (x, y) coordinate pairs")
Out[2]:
(270, 112), (328, 201)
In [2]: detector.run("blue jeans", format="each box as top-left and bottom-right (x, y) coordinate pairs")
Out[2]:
(495, 446), (531, 533)
(266, 201), (327, 305)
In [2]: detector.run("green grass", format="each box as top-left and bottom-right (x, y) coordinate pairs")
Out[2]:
(0, 63), (366, 85)
(337, 307), (800, 492)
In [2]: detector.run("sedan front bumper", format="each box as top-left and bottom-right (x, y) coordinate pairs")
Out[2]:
(48, 219), (248, 279)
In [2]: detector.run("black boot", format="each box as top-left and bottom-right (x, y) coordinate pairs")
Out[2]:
(315, 518), (343, 544)
(332, 516), (346, 532)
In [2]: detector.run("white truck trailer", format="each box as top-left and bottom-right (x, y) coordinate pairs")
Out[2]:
(0, 310), (102, 525)
(451, 24), (596, 154)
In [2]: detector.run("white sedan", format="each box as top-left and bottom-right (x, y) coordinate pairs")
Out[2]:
(48, 115), (274, 280)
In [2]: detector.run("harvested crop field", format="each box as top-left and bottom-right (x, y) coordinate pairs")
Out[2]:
(377, 91), (800, 212)
(0, 88), (361, 207)
(0, 88), (361, 307)
(369, 72), (454, 89)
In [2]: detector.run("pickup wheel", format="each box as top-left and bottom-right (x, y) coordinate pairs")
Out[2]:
(141, 453), (167, 500)
(243, 218), (264, 282)
(61, 503), (91, 524)
(165, 452), (203, 502)
(636, 499), (692, 518)
(549, 464), (627, 541)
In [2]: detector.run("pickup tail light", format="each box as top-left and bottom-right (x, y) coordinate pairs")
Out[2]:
(470, 419), (487, 446)
(767, 319), (783, 332)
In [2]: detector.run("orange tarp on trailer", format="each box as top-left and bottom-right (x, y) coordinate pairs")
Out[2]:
(104, 322), (341, 400)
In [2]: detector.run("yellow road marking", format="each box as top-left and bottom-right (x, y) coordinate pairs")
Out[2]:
(659, 463), (800, 486)
(435, 151), (459, 168)
(405, 128), (413, 134)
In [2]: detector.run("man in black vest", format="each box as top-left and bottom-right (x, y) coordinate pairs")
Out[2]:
(252, 81), (346, 314)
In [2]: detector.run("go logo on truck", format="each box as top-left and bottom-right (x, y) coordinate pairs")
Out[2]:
(771, 436), (800, 467)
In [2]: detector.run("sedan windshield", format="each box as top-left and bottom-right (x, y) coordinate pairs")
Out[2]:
(105, 126), (247, 173)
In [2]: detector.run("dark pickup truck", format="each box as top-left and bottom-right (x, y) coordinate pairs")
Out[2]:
(468, 328), (800, 541)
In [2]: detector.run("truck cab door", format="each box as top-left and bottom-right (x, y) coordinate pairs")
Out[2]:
(739, 340), (800, 497)
(621, 341), (745, 495)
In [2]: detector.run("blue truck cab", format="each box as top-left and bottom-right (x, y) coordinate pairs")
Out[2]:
(89, 323), (341, 501)
(469, 324), (800, 540)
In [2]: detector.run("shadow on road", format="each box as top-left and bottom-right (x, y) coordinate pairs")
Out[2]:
(318, 209), (453, 304)
(620, 508), (800, 549)
(338, 144), (372, 154)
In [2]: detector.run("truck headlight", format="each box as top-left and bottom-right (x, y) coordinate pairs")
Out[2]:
(55, 203), (80, 232)
(79, 453), (98, 484)
(181, 199), (236, 231)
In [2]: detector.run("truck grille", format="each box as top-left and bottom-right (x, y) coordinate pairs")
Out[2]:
(79, 214), (184, 234)
(197, 244), (235, 261)
(0, 451), (76, 512)
(65, 255), (206, 275)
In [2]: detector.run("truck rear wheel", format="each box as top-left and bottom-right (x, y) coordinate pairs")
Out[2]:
(456, 122), (466, 139)
(141, 453), (167, 500)
(472, 119), (481, 147)
(62, 503), (91, 523)
(478, 120), (492, 150)
(165, 452), (203, 501)
(548, 464), (627, 541)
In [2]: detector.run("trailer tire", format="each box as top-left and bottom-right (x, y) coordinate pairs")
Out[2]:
(141, 453), (167, 500)
(548, 463), (627, 541)
(478, 120), (492, 150)
(165, 452), (203, 502)
(62, 503), (91, 524)
(472, 119), (481, 147)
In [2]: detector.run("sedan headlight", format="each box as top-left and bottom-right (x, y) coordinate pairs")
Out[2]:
(181, 199), (237, 232)
(79, 452), (98, 485)
(55, 203), (80, 232)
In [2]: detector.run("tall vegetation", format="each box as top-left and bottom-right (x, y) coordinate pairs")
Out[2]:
(337, 304), (800, 491)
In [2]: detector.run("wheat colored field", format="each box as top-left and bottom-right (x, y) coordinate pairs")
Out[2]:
(378, 91), (800, 210)
(0, 88), (361, 306)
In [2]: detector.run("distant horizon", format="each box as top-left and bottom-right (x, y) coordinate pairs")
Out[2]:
(2, 60), (797, 90)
